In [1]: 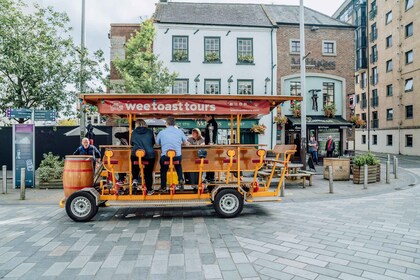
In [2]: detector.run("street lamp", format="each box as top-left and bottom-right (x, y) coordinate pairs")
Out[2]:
(194, 74), (200, 94)
(299, 0), (307, 170)
(264, 77), (271, 94)
(227, 75), (233, 94)
(79, 0), (86, 140)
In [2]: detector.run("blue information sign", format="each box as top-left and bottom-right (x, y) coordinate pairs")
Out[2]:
(13, 124), (35, 188)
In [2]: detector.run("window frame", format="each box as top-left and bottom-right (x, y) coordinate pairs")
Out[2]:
(405, 50), (413, 65)
(405, 22), (413, 38)
(385, 11), (393, 25)
(204, 79), (221, 95)
(372, 135), (378, 145)
(406, 105), (413, 119)
(172, 79), (189, 94)
(386, 59), (393, 72)
(386, 35), (392, 48)
(386, 108), (393, 120)
(237, 80), (254, 95)
(405, 78), (413, 92)
(204, 36), (221, 63)
(290, 39), (300, 54)
(172, 36), (189, 62)
(406, 0), (414, 11)
(322, 82), (335, 106)
(386, 84), (393, 96)
(322, 40), (336, 56)
(362, 135), (366, 144)
(237, 38), (254, 64)
(406, 134), (413, 147)
(387, 135), (393, 146)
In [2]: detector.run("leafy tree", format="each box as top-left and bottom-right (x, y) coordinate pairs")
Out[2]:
(0, 0), (107, 123)
(112, 19), (177, 93)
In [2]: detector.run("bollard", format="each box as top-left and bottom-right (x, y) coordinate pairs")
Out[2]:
(386, 161), (390, 184)
(20, 168), (25, 200)
(393, 156), (396, 174)
(395, 158), (398, 179)
(280, 179), (285, 197)
(2, 165), (6, 194)
(363, 164), (368, 189)
(328, 165), (333, 193)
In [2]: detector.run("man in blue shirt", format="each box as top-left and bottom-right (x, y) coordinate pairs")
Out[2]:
(157, 116), (189, 190)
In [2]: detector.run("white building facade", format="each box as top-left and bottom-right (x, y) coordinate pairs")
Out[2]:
(153, 2), (278, 148)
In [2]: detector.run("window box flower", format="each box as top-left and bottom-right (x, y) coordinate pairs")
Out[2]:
(205, 52), (220, 62)
(250, 124), (267, 134)
(238, 54), (254, 63)
(323, 103), (336, 118)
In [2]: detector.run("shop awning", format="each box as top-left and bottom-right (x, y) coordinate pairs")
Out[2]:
(286, 116), (352, 128)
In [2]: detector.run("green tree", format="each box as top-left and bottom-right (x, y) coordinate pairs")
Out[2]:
(0, 0), (107, 123)
(112, 19), (177, 93)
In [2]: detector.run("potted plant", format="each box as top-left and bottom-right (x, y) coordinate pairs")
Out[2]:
(238, 54), (254, 63)
(292, 101), (301, 117)
(349, 115), (366, 128)
(37, 152), (64, 189)
(173, 50), (188, 61)
(274, 115), (288, 129)
(352, 152), (381, 184)
(250, 124), (267, 134)
(205, 52), (220, 62)
(323, 103), (336, 118)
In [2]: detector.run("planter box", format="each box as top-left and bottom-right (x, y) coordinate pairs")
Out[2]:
(38, 179), (63, 189)
(323, 158), (350, 181)
(353, 164), (381, 184)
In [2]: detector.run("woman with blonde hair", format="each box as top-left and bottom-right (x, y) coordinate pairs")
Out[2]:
(187, 128), (205, 145)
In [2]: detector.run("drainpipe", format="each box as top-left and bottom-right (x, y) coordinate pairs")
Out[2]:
(270, 27), (274, 148)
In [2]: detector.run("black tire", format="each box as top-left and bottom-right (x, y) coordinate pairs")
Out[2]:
(65, 191), (98, 222)
(214, 189), (244, 218)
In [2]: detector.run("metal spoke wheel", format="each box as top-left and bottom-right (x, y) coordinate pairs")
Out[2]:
(214, 189), (244, 218)
(65, 191), (98, 222)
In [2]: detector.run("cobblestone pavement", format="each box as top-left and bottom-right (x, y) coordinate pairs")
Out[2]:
(0, 169), (419, 279)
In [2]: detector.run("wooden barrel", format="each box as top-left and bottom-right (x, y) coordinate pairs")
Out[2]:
(63, 155), (94, 198)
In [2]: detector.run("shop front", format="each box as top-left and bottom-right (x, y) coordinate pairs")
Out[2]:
(285, 116), (351, 160)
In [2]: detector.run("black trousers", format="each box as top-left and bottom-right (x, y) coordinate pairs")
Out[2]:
(160, 155), (183, 189)
(132, 156), (155, 191)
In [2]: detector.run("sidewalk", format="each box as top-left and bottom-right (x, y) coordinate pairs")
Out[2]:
(0, 164), (418, 206)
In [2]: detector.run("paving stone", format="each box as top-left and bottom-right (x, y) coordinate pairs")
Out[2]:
(4, 262), (35, 278)
(42, 262), (70, 276)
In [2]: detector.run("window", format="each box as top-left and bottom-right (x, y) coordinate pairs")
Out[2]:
(406, 105), (413, 119)
(386, 109), (393, 120)
(386, 59), (393, 72)
(406, 0), (414, 11)
(371, 89), (378, 107)
(204, 79), (221, 94)
(323, 82), (335, 106)
(370, 0), (377, 19)
(237, 38), (253, 63)
(405, 78), (413, 92)
(322, 41), (336, 55)
(361, 113), (366, 122)
(370, 23), (377, 41)
(386, 84), (393, 96)
(386, 35), (392, 48)
(290, 81), (301, 96)
(362, 135), (366, 144)
(406, 135), (413, 147)
(371, 45), (377, 63)
(355, 75), (359, 84)
(290, 40), (300, 53)
(204, 37), (220, 63)
(237, 80), (253, 95)
(373, 135), (377, 145)
(405, 22), (413, 37)
(387, 135), (393, 146)
(356, 94), (360, 104)
(372, 111), (378, 128)
(172, 36), (188, 62)
(172, 79), (188, 94)
(361, 72), (367, 89)
(361, 92), (367, 109)
(405, 50), (413, 64)
(371, 67), (378, 85)
(385, 11), (393, 25)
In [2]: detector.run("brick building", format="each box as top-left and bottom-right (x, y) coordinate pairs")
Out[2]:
(335, 0), (419, 155)
(268, 5), (355, 157)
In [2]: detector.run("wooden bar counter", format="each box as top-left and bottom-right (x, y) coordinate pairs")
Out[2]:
(99, 144), (266, 173)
